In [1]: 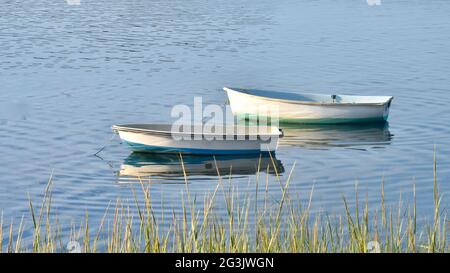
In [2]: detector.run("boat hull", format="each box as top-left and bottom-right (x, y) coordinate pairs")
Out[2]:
(115, 127), (279, 155)
(225, 88), (392, 124)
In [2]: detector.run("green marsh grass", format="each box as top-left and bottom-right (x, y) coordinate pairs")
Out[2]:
(0, 151), (448, 253)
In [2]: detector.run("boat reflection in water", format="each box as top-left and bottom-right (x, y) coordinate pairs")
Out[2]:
(279, 122), (393, 149)
(117, 153), (284, 184)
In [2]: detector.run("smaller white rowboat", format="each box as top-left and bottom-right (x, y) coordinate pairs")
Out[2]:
(224, 87), (393, 124)
(112, 124), (282, 155)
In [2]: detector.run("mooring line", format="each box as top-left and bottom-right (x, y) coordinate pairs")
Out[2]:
(93, 132), (117, 157)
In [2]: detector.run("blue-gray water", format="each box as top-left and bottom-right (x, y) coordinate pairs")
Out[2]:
(1, 0), (449, 246)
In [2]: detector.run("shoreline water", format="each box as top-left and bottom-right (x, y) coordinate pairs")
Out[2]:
(1, 155), (447, 253)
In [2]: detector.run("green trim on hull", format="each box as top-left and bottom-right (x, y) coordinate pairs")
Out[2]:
(236, 114), (388, 125)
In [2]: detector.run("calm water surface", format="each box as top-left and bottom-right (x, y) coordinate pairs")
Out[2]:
(1, 0), (450, 245)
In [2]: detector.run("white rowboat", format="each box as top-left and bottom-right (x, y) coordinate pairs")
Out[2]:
(112, 124), (281, 155)
(224, 87), (393, 124)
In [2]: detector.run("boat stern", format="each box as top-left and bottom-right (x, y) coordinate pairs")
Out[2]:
(382, 97), (394, 121)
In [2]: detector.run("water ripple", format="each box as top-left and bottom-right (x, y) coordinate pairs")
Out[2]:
(1, 0), (450, 243)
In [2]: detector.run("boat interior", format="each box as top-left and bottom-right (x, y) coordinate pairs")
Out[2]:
(113, 124), (281, 136)
(226, 87), (393, 104)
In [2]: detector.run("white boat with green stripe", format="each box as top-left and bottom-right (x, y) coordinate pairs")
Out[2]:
(224, 87), (393, 124)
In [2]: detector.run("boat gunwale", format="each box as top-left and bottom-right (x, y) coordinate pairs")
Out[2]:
(112, 124), (282, 139)
(224, 87), (394, 106)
